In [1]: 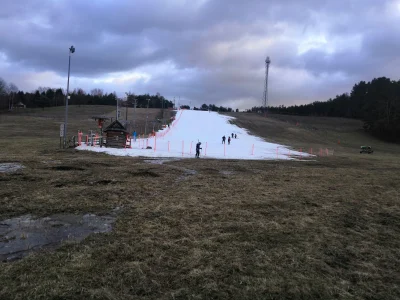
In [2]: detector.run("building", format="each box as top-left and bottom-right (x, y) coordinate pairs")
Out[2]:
(103, 120), (130, 148)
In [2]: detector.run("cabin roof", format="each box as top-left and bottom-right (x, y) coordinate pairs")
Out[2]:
(103, 120), (129, 133)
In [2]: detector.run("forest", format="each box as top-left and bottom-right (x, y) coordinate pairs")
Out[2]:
(249, 77), (400, 141)
(0, 79), (174, 111)
(2, 76), (399, 141)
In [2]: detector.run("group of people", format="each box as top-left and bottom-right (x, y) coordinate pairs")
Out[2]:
(195, 133), (238, 158)
(222, 133), (237, 145)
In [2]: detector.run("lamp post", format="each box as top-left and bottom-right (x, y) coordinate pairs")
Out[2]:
(64, 45), (75, 148)
(145, 98), (150, 135)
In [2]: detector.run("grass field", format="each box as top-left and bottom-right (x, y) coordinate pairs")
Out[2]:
(1, 107), (400, 299)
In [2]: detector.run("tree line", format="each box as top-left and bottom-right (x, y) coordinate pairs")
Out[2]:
(249, 77), (400, 141)
(180, 103), (237, 112)
(0, 77), (174, 111)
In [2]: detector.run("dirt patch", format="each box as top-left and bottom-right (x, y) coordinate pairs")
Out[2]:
(52, 166), (85, 171)
(176, 168), (197, 182)
(144, 158), (180, 165)
(129, 170), (160, 177)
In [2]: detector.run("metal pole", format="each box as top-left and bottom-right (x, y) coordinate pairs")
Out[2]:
(116, 98), (118, 121)
(133, 97), (137, 129)
(145, 99), (150, 135)
(125, 100), (128, 121)
(64, 52), (72, 148)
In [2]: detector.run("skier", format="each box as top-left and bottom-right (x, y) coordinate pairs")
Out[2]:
(228, 137), (231, 145)
(133, 130), (137, 142)
(235, 134), (237, 139)
(195, 142), (202, 158)
(231, 133), (234, 138)
(222, 136), (226, 144)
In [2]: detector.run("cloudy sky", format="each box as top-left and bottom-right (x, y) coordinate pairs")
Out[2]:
(1, 0), (399, 109)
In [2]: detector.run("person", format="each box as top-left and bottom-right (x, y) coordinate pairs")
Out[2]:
(228, 137), (231, 145)
(234, 134), (237, 139)
(195, 142), (202, 158)
(133, 130), (137, 142)
(231, 133), (234, 138)
(222, 136), (226, 144)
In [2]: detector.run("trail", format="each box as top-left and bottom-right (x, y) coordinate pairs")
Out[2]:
(77, 110), (307, 160)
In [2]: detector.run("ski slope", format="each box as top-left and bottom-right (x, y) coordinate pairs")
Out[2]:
(77, 110), (307, 160)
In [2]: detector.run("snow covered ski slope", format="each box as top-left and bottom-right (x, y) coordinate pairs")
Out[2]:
(77, 110), (307, 160)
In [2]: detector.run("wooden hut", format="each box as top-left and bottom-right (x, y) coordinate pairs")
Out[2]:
(103, 120), (129, 148)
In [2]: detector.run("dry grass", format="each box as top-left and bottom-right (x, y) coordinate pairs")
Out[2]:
(0, 107), (400, 299)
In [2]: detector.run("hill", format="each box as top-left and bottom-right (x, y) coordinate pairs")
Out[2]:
(226, 112), (400, 156)
(0, 106), (399, 299)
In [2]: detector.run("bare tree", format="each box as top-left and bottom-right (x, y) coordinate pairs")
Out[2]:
(91, 88), (104, 97)
(0, 77), (7, 110)
(0, 78), (7, 95)
(37, 86), (49, 94)
(8, 82), (18, 110)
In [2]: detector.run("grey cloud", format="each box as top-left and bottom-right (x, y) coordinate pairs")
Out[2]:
(0, 0), (398, 108)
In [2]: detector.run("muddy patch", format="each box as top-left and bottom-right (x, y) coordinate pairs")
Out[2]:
(144, 158), (180, 165)
(0, 163), (25, 173)
(129, 170), (160, 177)
(176, 168), (197, 182)
(220, 170), (234, 176)
(0, 210), (121, 262)
(52, 166), (85, 171)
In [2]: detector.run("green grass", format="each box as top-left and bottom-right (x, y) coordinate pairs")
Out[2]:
(0, 107), (399, 299)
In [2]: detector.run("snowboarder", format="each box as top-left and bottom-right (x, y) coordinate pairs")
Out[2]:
(195, 142), (202, 158)
(228, 137), (231, 145)
(222, 136), (226, 144)
(235, 134), (237, 139)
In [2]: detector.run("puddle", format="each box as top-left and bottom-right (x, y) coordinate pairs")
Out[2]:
(0, 208), (122, 262)
(0, 163), (24, 173)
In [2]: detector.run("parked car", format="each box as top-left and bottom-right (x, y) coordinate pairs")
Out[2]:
(360, 146), (373, 154)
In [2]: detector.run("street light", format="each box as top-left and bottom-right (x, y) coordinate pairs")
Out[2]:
(145, 98), (150, 135)
(64, 45), (75, 148)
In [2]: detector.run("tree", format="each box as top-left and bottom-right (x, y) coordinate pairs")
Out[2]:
(91, 88), (104, 97)
(7, 83), (18, 110)
(200, 104), (209, 111)
(0, 77), (7, 95)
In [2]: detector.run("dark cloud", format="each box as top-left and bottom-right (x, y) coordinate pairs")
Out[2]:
(0, 0), (398, 108)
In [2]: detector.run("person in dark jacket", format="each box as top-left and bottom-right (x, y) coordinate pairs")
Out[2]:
(195, 142), (202, 158)
(222, 136), (226, 144)
(231, 133), (234, 138)
(228, 137), (231, 145)
(234, 134), (237, 139)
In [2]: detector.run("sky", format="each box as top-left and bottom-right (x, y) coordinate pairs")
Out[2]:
(1, 0), (400, 109)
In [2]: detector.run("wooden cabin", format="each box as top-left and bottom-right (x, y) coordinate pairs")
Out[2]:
(103, 120), (129, 148)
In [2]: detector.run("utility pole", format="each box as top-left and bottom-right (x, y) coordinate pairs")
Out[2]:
(64, 45), (75, 148)
(145, 98), (150, 135)
(125, 97), (128, 121)
(133, 96), (137, 129)
(116, 98), (119, 121)
(262, 56), (271, 116)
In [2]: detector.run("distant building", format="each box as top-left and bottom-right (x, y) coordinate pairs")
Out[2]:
(15, 102), (26, 109)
